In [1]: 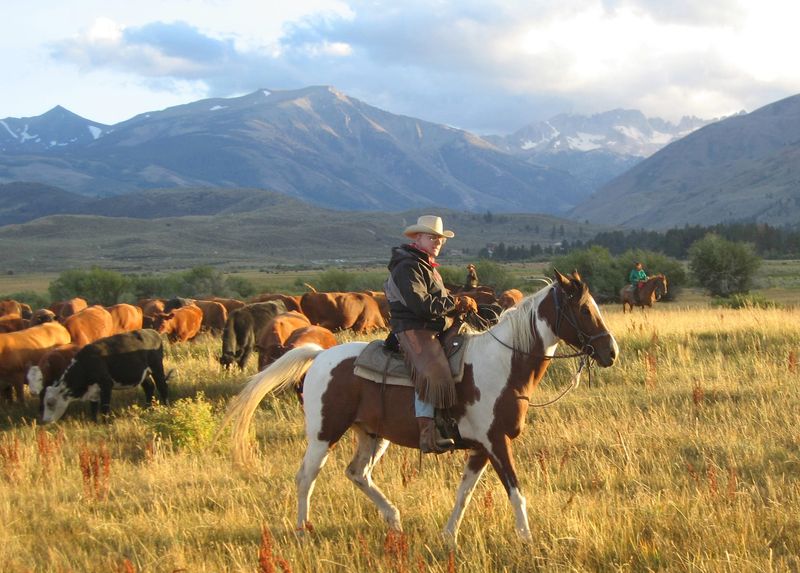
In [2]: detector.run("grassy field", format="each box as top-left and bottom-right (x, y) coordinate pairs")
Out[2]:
(1, 299), (800, 571)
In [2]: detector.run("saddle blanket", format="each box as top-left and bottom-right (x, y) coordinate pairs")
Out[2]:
(353, 336), (467, 388)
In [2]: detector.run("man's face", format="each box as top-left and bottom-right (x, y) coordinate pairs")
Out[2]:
(416, 233), (446, 256)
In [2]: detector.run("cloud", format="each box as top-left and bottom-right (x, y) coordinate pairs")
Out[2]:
(46, 2), (800, 133)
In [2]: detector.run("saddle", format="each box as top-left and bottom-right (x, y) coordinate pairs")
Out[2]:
(353, 332), (468, 387)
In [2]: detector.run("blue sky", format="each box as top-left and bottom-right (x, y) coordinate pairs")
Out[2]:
(4, 0), (800, 133)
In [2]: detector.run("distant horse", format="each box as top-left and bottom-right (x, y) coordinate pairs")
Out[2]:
(220, 271), (618, 543)
(620, 274), (668, 313)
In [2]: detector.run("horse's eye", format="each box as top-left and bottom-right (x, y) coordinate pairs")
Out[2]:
(580, 306), (591, 316)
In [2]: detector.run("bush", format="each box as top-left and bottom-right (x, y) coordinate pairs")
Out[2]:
(551, 247), (686, 303)
(128, 267), (257, 300)
(550, 246), (618, 302)
(688, 234), (761, 297)
(140, 392), (216, 451)
(49, 267), (131, 305)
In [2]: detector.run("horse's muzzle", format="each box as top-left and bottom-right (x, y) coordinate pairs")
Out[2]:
(585, 334), (618, 367)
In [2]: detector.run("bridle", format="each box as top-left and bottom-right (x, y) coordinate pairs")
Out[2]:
(484, 283), (613, 407)
(485, 283), (611, 360)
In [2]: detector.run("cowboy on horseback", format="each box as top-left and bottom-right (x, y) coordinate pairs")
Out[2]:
(384, 215), (476, 454)
(628, 261), (649, 304)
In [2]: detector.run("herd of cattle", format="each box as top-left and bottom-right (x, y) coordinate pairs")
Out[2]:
(0, 284), (525, 423)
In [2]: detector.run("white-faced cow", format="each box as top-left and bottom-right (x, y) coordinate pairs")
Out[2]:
(40, 329), (171, 424)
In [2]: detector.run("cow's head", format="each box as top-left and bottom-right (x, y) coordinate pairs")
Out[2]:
(152, 312), (175, 334)
(41, 381), (73, 424)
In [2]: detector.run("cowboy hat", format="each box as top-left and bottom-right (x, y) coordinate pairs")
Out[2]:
(403, 215), (455, 239)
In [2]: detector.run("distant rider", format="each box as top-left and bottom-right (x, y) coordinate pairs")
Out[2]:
(628, 261), (648, 303)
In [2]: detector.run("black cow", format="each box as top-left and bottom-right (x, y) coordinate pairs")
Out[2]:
(219, 300), (287, 370)
(41, 329), (171, 423)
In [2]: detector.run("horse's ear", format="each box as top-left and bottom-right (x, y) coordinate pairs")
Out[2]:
(553, 268), (571, 288)
(572, 269), (582, 282)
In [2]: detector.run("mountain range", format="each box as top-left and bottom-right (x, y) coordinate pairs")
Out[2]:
(571, 94), (800, 229)
(0, 86), (710, 217)
(3, 86), (798, 231)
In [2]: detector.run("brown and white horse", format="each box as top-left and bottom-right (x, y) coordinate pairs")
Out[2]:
(221, 271), (618, 543)
(620, 274), (668, 313)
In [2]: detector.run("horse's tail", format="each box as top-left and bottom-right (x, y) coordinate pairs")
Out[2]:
(217, 343), (325, 466)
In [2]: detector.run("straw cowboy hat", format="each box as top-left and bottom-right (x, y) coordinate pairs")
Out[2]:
(403, 215), (455, 239)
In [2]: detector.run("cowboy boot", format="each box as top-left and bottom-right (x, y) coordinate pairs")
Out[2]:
(417, 417), (454, 454)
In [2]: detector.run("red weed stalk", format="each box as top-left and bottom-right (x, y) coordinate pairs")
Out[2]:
(0, 435), (20, 482)
(78, 442), (111, 501)
(37, 429), (62, 476)
(686, 462), (700, 486)
(258, 526), (292, 573)
(258, 526), (275, 573)
(692, 382), (705, 408)
(383, 530), (409, 573)
(447, 550), (456, 573)
(482, 489), (494, 513)
(118, 558), (136, 573)
(707, 464), (719, 497)
(789, 351), (797, 374)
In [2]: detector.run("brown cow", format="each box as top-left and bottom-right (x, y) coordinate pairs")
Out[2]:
(256, 311), (313, 369)
(193, 300), (228, 334)
(0, 314), (28, 333)
(0, 299), (23, 317)
(0, 322), (72, 402)
(136, 298), (166, 329)
(249, 293), (303, 312)
(31, 308), (57, 325)
(27, 343), (81, 413)
(50, 297), (89, 321)
(284, 324), (337, 353)
(152, 305), (203, 342)
(449, 286), (498, 305)
(106, 304), (144, 334)
(198, 297), (246, 313)
(63, 305), (115, 347)
(299, 292), (386, 333)
(363, 291), (390, 323)
(498, 288), (524, 309)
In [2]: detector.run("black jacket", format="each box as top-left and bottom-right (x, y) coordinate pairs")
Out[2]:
(384, 244), (457, 333)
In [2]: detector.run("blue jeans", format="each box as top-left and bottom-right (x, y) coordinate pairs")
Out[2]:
(414, 392), (434, 418)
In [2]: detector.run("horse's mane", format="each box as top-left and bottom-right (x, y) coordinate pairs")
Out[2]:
(465, 281), (556, 354)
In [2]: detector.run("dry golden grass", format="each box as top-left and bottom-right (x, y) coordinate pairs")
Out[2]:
(1, 304), (799, 572)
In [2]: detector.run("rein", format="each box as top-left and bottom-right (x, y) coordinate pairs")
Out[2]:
(485, 285), (609, 407)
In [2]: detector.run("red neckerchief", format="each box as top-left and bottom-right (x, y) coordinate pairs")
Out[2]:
(410, 243), (442, 282)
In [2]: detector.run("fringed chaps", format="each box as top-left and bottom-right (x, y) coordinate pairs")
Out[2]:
(396, 329), (457, 409)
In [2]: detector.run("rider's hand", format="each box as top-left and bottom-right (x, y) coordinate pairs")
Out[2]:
(452, 295), (478, 314)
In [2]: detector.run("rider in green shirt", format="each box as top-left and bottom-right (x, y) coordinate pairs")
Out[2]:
(629, 262), (648, 303)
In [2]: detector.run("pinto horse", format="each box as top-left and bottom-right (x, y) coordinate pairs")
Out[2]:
(221, 271), (618, 543)
(620, 274), (668, 313)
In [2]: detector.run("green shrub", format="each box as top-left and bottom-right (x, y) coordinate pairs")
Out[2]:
(49, 267), (131, 305)
(552, 247), (686, 303)
(688, 233), (761, 296)
(140, 392), (216, 451)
